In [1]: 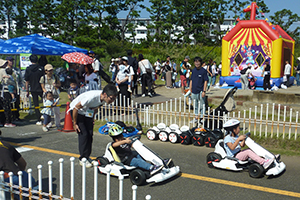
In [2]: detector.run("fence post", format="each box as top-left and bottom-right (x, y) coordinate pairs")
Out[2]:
(288, 108), (292, 140)
(18, 171), (23, 200)
(81, 158), (87, 200)
(9, 172), (13, 200)
(48, 161), (53, 198)
(0, 171), (5, 200)
(295, 112), (299, 140)
(254, 106), (257, 136)
(283, 106), (286, 139)
(94, 162), (99, 200)
(27, 168), (32, 198)
(70, 157), (75, 199)
(265, 104), (269, 138)
(271, 103), (275, 138)
(259, 105), (263, 137)
(277, 104), (280, 138)
(132, 185), (137, 200)
(119, 176), (124, 200)
(106, 167), (111, 200)
(59, 158), (64, 199)
(37, 165), (42, 199)
(248, 108), (251, 132)
(243, 110), (246, 134)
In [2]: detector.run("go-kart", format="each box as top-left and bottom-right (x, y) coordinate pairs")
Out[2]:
(206, 132), (286, 178)
(96, 135), (180, 185)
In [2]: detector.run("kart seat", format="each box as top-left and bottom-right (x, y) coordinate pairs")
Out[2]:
(104, 143), (121, 163)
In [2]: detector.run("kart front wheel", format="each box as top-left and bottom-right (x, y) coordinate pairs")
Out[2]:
(206, 152), (222, 168)
(249, 163), (264, 178)
(146, 129), (158, 140)
(168, 132), (179, 143)
(130, 169), (146, 186)
(159, 131), (169, 142)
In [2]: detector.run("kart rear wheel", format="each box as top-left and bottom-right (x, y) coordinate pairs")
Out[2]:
(249, 163), (264, 178)
(168, 132), (178, 143)
(96, 156), (109, 167)
(192, 134), (204, 146)
(159, 131), (169, 142)
(206, 152), (222, 168)
(146, 129), (158, 140)
(130, 169), (146, 186)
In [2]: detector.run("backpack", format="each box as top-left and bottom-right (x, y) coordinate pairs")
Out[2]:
(240, 68), (247, 75)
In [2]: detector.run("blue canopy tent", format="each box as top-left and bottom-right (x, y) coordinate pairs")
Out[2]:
(0, 34), (87, 55)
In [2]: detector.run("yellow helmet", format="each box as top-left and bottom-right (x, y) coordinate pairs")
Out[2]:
(108, 124), (123, 137)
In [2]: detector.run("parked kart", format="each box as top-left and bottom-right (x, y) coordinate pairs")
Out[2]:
(206, 132), (286, 178)
(96, 135), (180, 185)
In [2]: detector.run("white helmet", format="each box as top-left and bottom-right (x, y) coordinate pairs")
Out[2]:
(223, 119), (240, 129)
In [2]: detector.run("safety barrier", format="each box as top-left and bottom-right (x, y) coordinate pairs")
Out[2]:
(99, 95), (300, 140)
(0, 157), (151, 200)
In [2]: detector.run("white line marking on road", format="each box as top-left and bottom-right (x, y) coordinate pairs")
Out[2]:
(17, 132), (37, 136)
(16, 147), (33, 153)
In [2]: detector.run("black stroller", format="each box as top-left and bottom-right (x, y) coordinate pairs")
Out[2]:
(202, 87), (237, 130)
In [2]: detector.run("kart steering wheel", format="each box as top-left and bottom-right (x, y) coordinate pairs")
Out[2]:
(245, 132), (251, 138)
(129, 134), (141, 144)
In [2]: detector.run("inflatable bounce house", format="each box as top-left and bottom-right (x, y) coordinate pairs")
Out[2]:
(220, 2), (295, 88)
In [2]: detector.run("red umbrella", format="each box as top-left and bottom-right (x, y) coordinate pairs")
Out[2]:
(61, 52), (94, 65)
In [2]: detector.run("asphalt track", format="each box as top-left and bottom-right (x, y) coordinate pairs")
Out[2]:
(1, 122), (300, 200)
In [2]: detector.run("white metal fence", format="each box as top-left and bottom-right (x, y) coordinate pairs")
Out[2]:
(0, 158), (151, 200)
(100, 95), (300, 140)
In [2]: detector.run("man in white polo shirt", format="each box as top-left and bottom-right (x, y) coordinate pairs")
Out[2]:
(69, 84), (118, 168)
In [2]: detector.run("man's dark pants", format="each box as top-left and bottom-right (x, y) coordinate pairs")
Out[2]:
(77, 114), (94, 160)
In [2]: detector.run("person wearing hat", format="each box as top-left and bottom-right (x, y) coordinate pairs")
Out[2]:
(0, 57), (16, 127)
(262, 59), (271, 90)
(40, 64), (61, 130)
(6, 56), (23, 122)
(115, 56), (134, 94)
(25, 55), (45, 125)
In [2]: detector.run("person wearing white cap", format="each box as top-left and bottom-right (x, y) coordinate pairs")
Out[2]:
(115, 56), (134, 94)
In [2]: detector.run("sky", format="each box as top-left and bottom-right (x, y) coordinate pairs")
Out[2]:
(118, 0), (300, 28)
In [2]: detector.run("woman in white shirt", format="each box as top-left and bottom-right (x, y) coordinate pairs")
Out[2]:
(84, 64), (98, 84)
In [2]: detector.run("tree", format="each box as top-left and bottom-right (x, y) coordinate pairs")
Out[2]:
(147, 0), (171, 43)
(119, 0), (144, 41)
(0, 0), (16, 38)
(226, 0), (250, 20)
(270, 9), (300, 43)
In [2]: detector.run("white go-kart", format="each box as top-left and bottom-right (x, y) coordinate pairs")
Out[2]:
(96, 135), (180, 185)
(206, 132), (286, 178)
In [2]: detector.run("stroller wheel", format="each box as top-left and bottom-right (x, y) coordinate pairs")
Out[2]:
(192, 134), (204, 146)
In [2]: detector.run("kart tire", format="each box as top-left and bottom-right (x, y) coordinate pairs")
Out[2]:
(249, 163), (264, 178)
(130, 169), (146, 186)
(213, 129), (224, 139)
(179, 131), (192, 145)
(146, 129), (158, 140)
(192, 134), (204, 146)
(159, 131), (169, 142)
(206, 152), (222, 168)
(96, 156), (109, 167)
(168, 132), (179, 143)
(204, 136), (217, 148)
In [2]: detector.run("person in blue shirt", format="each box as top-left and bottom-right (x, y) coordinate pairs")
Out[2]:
(188, 57), (208, 123)
(223, 119), (274, 169)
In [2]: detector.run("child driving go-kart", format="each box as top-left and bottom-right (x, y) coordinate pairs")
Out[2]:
(223, 119), (274, 169)
(206, 119), (286, 178)
(96, 124), (180, 185)
(109, 124), (165, 175)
